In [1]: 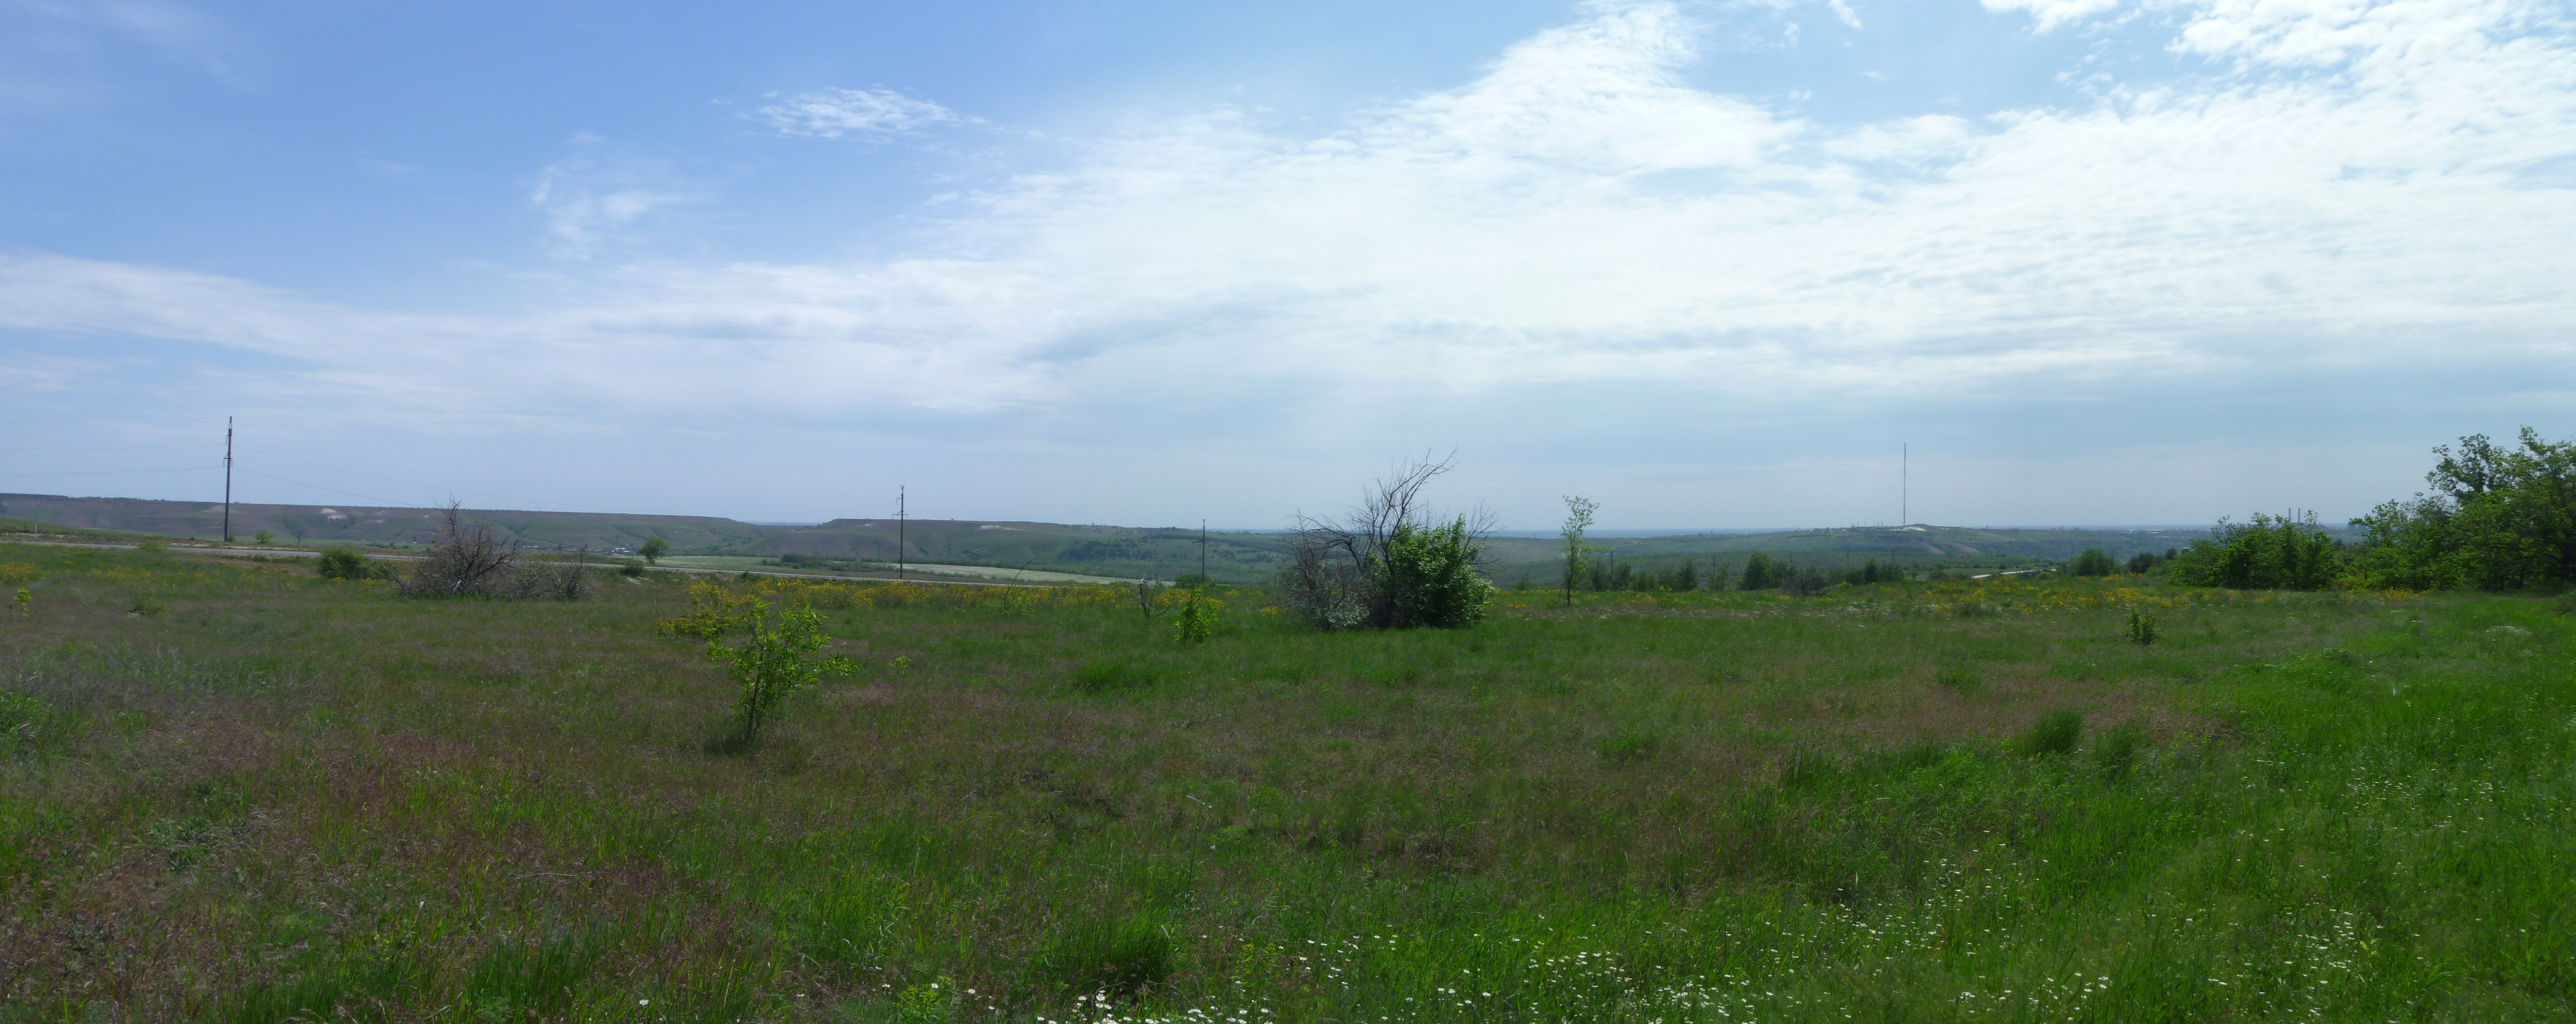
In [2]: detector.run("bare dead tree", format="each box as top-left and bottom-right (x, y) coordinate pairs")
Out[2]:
(1279, 452), (1498, 629)
(400, 501), (524, 597)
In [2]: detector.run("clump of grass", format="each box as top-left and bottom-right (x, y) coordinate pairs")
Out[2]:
(127, 594), (167, 616)
(1071, 659), (1164, 693)
(461, 929), (608, 1021)
(1780, 751), (1842, 790)
(1934, 667), (1985, 695)
(1036, 914), (1172, 997)
(0, 689), (62, 753)
(1595, 730), (1658, 764)
(2094, 720), (2147, 776)
(2017, 708), (2084, 756)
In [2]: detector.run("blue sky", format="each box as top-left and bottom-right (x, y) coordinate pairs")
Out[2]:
(3, 0), (2572, 529)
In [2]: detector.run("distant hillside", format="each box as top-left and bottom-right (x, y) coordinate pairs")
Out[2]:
(8, 492), (2335, 585)
(1472, 524), (2240, 583)
(0, 493), (1290, 582)
(0, 493), (771, 552)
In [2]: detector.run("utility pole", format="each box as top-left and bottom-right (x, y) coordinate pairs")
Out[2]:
(896, 485), (906, 581)
(223, 417), (234, 542)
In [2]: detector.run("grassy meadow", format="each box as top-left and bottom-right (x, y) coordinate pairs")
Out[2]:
(2, 544), (2571, 1021)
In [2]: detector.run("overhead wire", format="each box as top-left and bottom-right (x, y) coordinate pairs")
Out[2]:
(234, 468), (414, 507)
(235, 446), (674, 516)
(0, 467), (218, 477)
(0, 443), (223, 452)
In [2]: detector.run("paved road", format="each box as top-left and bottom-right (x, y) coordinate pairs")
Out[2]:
(0, 537), (1088, 589)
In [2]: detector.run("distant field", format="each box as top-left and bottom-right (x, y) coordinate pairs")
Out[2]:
(2, 545), (2569, 1020)
(655, 555), (1135, 585)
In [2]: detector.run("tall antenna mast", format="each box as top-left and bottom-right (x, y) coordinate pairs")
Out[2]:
(896, 485), (906, 581)
(1902, 442), (1908, 526)
(223, 417), (234, 543)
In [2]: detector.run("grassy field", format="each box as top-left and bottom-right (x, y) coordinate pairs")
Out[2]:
(1, 545), (2570, 1022)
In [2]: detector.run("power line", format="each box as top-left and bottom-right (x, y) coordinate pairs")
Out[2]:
(0, 443), (222, 452)
(0, 467), (218, 477)
(235, 446), (672, 516)
(236, 468), (413, 507)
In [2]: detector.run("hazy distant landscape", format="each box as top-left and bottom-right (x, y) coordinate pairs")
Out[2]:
(7, 0), (2574, 1019)
(1, 491), (2245, 586)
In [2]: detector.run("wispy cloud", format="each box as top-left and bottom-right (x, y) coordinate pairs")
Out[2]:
(1980, 0), (2126, 33)
(750, 86), (965, 138)
(4, 0), (2572, 501)
(526, 135), (698, 260)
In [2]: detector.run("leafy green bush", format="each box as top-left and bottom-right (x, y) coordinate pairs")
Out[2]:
(2166, 512), (2343, 590)
(316, 546), (394, 581)
(2349, 428), (2576, 590)
(2017, 709), (2084, 757)
(2126, 609), (2157, 645)
(660, 584), (855, 751)
(1840, 558), (1903, 585)
(1739, 553), (1779, 591)
(2070, 548), (2117, 577)
(1174, 590), (1218, 643)
(1383, 516), (1494, 628)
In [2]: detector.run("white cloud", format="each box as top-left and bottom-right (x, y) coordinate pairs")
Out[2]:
(1981, 0), (2126, 32)
(751, 86), (963, 138)
(527, 138), (697, 260)
(4, 0), (2573, 452)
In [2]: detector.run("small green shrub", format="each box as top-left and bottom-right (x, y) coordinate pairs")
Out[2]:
(2071, 548), (2117, 576)
(138, 538), (168, 553)
(2126, 609), (2158, 645)
(2018, 709), (2085, 757)
(895, 978), (960, 1023)
(254, 530), (274, 545)
(660, 585), (855, 752)
(1934, 667), (1985, 695)
(1038, 915), (1173, 996)
(127, 595), (167, 616)
(316, 547), (394, 581)
(1174, 591), (1218, 643)
(11, 586), (26, 618)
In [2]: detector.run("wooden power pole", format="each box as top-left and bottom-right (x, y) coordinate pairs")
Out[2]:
(223, 417), (234, 542)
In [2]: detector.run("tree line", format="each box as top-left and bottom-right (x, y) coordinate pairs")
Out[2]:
(2131, 428), (2576, 591)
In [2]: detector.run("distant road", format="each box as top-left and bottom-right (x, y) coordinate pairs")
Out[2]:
(0, 538), (1094, 590)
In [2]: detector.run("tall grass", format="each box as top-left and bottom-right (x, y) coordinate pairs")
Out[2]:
(0, 545), (2568, 1020)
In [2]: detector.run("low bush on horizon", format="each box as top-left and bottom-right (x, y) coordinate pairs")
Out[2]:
(0, 543), (2569, 1020)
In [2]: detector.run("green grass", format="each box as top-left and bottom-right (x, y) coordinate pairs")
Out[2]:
(0, 545), (2571, 1021)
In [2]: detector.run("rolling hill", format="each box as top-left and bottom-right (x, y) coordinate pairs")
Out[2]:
(3, 493), (2254, 584)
